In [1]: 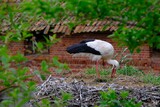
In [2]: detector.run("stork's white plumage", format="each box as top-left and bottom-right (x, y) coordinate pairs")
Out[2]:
(66, 39), (119, 78)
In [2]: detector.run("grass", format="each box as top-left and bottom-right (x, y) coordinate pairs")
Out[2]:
(118, 66), (160, 85)
(117, 66), (160, 85)
(85, 66), (160, 86)
(85, 66), (144, 77)
(141, 73), (160, 85)
(117, 66), (144, 76)
(85, 67), (110, 76)
(85, 67), (112, 82)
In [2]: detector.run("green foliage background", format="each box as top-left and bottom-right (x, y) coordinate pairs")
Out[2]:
(1, 0), (160, 52)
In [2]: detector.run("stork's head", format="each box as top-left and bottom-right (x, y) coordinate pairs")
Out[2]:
(107, 59), (119, 69)
(108, 59), (119, 78)
(113, 60), (119, 69)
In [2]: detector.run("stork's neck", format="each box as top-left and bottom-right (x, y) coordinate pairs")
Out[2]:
(107, 59), (119, 69)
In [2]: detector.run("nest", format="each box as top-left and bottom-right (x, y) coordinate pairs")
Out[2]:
(28, 75), (160, 107)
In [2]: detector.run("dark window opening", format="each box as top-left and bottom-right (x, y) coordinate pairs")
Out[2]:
(152, 48), (160, 58)
(24, 31), (49, 55)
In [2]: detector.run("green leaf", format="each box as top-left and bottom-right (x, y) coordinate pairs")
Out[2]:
(11, 53), (27, 63)
(120, 91), (129, 99)
(41, 60), (49, 72)
(136, 48), (141, 53)
(36, 42), (44, 51)
(62, 92), (73, 101)
(16, 97), (30, 107)
(41, 99), (51, 107)
(0, 100), (13, 107)
(52, 56), (60, 66)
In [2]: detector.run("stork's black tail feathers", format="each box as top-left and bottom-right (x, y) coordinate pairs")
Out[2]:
(66, 43), (87, 54)
(66, 42), (101, 55)
(67, 39), (95, 54)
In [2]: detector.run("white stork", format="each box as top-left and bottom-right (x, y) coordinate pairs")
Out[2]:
(66, 39), (119, 78)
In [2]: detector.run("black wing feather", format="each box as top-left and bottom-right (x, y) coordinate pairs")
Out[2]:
(66, 43), (101, 55)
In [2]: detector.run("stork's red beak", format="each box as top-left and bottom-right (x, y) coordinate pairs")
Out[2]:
(111, 66), (116, 78)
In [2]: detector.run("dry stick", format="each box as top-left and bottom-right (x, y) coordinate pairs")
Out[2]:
(79, 85), (83, 107)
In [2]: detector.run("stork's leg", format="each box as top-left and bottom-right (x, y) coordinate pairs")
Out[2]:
(111, 66), (116, 78)
(96, 60), (100, 79)
(102, 59), (106, 67)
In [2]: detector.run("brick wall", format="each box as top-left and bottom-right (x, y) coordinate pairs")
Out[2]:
(8, 41), (24, 55)
(49, 33), (153, 72)
(7, 33), (160, 73)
